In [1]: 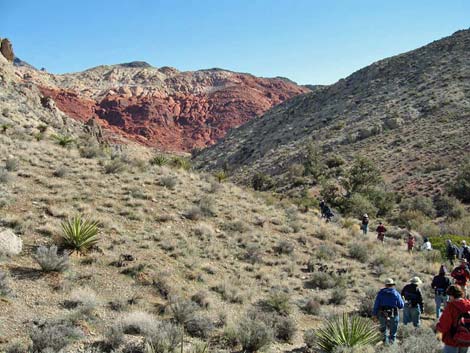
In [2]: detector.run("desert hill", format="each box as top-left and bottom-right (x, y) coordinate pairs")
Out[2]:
(14, 58), (309, 151)
(195, 29), (470, 196)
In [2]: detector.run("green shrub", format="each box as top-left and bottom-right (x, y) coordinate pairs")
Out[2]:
(52, 134), (74, 148)
(104, 159), (126, 174)
(184, 314), (214, 338)
(330, 288), (347, 305)
(33, 245), (69, 272)
(451, 160), (470, 203)
(274, 240), (294, 255)
(214, 170), (228, 183)
(252, 173), (274, 191)
(313, 314), (381, 352)
(263, 289), (291, 315)
(348, 243), (369, 262)
(434, 195), (465, 219)
(344, 193), (377, 218)
(237, 317), (273, 353)
(160, 175), (178, 189)
(309, 272), (336, 289)
(170, 156), (191, 170)
(316, 244), (335, 260)
(150, 155), (169, 166)
(167, 297), (198, 325)
(342, 156), (382, 194)
(145, 321), (182, 353)
(429, 235), (470, 258)
(61, 215), (100, 253)
(400, 196), (435, 218)
(274, 316), (296, 342)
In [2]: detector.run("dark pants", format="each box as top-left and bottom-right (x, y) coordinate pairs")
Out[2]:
(378, 313), (399, 344)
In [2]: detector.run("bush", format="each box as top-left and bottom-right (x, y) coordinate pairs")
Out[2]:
(211, 282), (244, 303)
(237, 317), (273, 353)
(184, 314), (214, 338)
(303, 298), (321, 315)
(434, 195), (465, 219)
(242, 243), (263, 264)
(191, 291), (210, 309)
(274, 240), (294, 255)
(120, 311), (157, 335)
(0, 168), (11, 184)
(67, 287), (99, 315)
(160, 175), (178, 189)
(79, 143), (104, 159)
(309, 272), (336, 289)
(184, 206), (203, 220)
(358, 288), (377, 317)
(252, 173), (274, 191)
(61, 215), (100, 253)
(53, 166), (68, 178)
(33, 245), (69, 272)
(30, 319), (83, 352)
(150, 155), (169, 166)
(5, 157), (18, 171)
(52, 134), (74, 148)
(429, 235), (470, 258)
(198, 196), (216, 217)
(0, 270), (12, 297)
(330, 288), (347, 305)
(344, 193), (377, 218)
(167, 297), (198, 325)
(348, 243), (369, 262)
(263, 288), (291, 315)
(104, 159), (126, 174)
(304, 329), (316, 349)
(274, 316), (296, 342)
(342, 156), (382, 194)
(451, 160), (470, 203)
(400, 196), (435, 218)
(316, 244), (335, 260)
(313, 314), (381, 352)
(170, 156), (191, 170)
(145, 321), (182, 353)
(383, 326), (441, 353)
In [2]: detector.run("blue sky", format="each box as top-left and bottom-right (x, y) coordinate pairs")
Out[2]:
(1, 0), (469, 84)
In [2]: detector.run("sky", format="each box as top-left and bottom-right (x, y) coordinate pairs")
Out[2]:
(1, 0), (469, 85)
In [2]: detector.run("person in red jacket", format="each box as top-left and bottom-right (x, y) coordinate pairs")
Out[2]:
(436, 285), (470, 353)
(451, 259), (470, 298)
(407, 233), (416, 254)
(376, 222), (387, 243)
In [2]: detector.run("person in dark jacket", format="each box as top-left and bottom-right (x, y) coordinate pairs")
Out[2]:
(319, 200), (326, 218)
(401, 277), (424, 327)
(447, 239), (459, 265)
(361, 214), (369, 235)
(461, 241), (470, 263)
(376, 222), (387, 243)
(432, 265), (452, 318)
(373, 278), (405, 344)
(436, 285), (470, 353)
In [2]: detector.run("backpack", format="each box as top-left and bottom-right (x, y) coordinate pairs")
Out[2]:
(452, 303), (470, 345)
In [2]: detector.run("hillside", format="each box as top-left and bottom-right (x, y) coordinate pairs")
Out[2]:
(15, 60), (309, 152)
(0, 52), (443, 353)
(195, 29), (470, 196)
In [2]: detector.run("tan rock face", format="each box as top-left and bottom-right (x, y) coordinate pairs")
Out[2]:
(18, 64), (309, 151)
(0, 39), (14, 62)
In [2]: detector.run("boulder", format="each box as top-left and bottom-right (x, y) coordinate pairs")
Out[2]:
(0, 228), (22, 256)
(0, 39), (14, 62)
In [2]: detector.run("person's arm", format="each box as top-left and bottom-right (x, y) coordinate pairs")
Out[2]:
(417, 288), (424, 312)
(436, 303), (454, 335)
(431, 277), (437, 289)
(396, 291), (405, 309)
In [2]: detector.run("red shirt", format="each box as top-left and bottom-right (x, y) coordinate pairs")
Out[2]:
(451, 266), (470, 286)
(437, 299), (470, 347)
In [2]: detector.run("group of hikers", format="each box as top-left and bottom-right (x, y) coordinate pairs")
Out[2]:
(373, 261), (470, 352)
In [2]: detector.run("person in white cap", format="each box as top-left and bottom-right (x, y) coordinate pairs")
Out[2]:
(373, 278), (404, 344)
(401, 277), (424, 327)
(361, 214), (369, 235)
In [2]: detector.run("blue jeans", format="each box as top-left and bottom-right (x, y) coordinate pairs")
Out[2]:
(435, 294), (448, 318)
(403, 305), (421, 327)
(362, 224), (368, 235)
(378, 313), (399, 344)
(443, 346), (469, 353)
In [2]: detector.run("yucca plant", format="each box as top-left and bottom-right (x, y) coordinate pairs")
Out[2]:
(61, 215), (100, 253)
(52, 134), (75, 148)
(313, 313), (381, 352)
(214, 170), (228, 183)
(171, 156), (192, 171)
(150, 155), (169, 166)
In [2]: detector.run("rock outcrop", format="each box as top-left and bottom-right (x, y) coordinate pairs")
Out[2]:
(16, 63), (310, 151)
(0, 38), (14, 62)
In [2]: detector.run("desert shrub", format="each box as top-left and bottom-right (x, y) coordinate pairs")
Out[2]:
(396, 209), (428, 230)
(304, 329), (316, 349)
(252, 173), (274, 191)
(320, 179), (344, 207)
(211, 282), (244, 303)
(152, 273), (174, 299)
(160, 175), (178, 189)
(193, 223), (214, 239)
(5, 157), (18, 171)
(0, 270), (12, 296)
(120, 311), (157, 335)
(433, 195), (465, 219)
(316, 244), (335, 260)
(400, 196), (435, 218)
(274, 316), (296, 342)
(344, 193), (377, 218)
(150, 155), (169, 166)
(429, 235), (470, 258)
(61, 215), (99, 252)
(242, 243), (263, 264)
(191, 291), (210, 309)
(419, 249), (442, 263)
(30, 319), (83, 353)
(263, 288), (291, 315)
(348, 243), (369, 262)
(451, 160), (470, 203)
(443, 218), (470, 237)
(184, 314), (214, 338)
(214, 170), (228, 183)
(52, 134), (74, 148)
(325, 154), (345, 168)
(104, 158), (126, 174)
(237, 317), (273, 353)
(0, 168), (11, 184)
(333, 346), (375, 353)
(362, 187), (396, 217)
(5, 341), (30, 353)
(33, 245), (69, 272)
(303, 298), (321, 315)
(342, 156), (383, 194)
(274, 240), (294, 255)
(145, 321), (182, 353)
(309, 272), (336, 289)
(184, 206), (203, 220)
(313, 314), (381, 352)
(66, 287), (99, 315)
(357, 288), (377, 317)
(170, 156), (191, 170)
(330, 288), (347, 305)
(383, 326), (441, 353)
(79, 143), (104, 159)
(53, 166), (68, 177)
(198, 196), (216, 217)
(303, 142), (325, 180)
(167, 297), (198, 325)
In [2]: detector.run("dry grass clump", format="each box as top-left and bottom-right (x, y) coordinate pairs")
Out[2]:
(0, 271), (12, 297)
(167, 296), (198, 325)
(193, 223), (214, 239)
(236, 316), (273, 353)
(33, 245), (69, 272)
(66, 287), (99, 315)
(160, 175), (178, 189)
(211, 282), (244, 304)
(348, 243), (369, 262)
(119, 311), (157, 335)
(308, 272), (337, 289)
(302, 297), (321, 315)
(29, 319), (83, 353)
(274, 240), (294, 255)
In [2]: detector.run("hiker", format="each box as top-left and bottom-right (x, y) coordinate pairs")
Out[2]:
(376, 222), (387, 243)
(451, 259), (470, 297)
(421, 237), (432, 251)
(461, 241), (470, 263)
(447, 240), (460, 266)
(324, 205), (334, 223)
(432, 265), (452, 318)
(401, 277), (424, 327)
(406, 233), (416, 254)
(361, 214), (369, 235)
(319, 199), (327, 218)
(436, 285), (470, 353)
(373, 278), (405, 345)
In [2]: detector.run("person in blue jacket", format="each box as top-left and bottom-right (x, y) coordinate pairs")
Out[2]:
(373, 278), (405, 344)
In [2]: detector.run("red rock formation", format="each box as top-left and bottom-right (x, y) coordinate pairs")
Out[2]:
(31, 66), (309, 151)
(0, 39), (14, 62)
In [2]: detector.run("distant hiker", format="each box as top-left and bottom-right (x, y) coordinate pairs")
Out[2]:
(447, 240), (460, 266)
(373, 278), (405, 345)
(319, 199), (326, 218)
(407, 233), (416, 254)
(432, 265), (452, 318)
(421, 237), (432, 251)
(436, 284), (470, 353)
(462, 241), (470, 263)
(401, 277), (424, 327)
(451, 259), (470, 297)
(323, 205), (334, 223)
(376, 222), (387, 243)
(361, 214), (369, 235)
